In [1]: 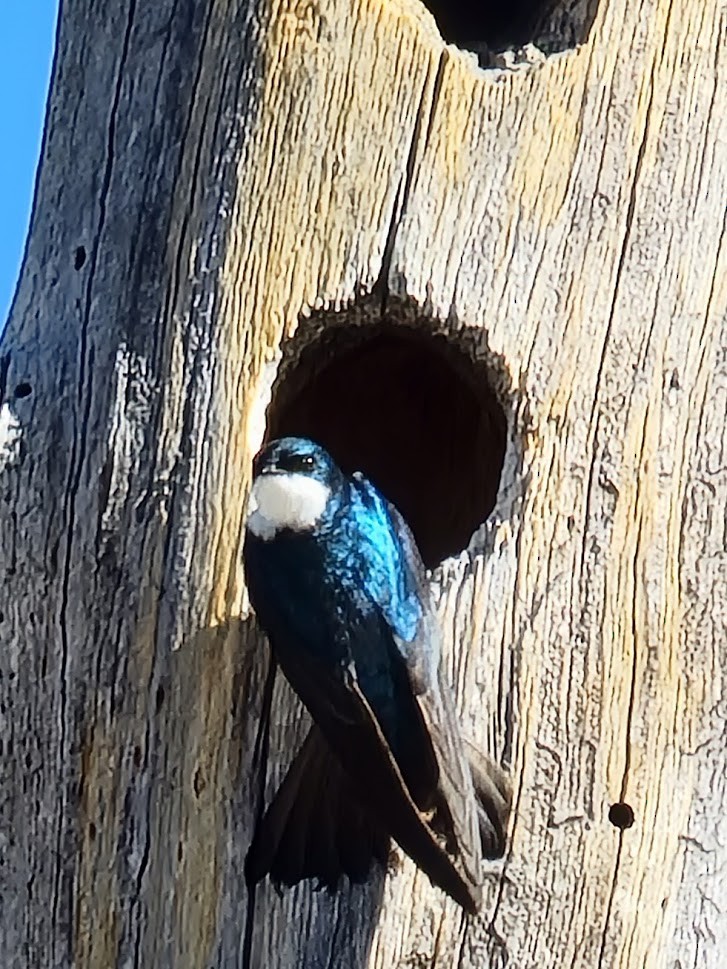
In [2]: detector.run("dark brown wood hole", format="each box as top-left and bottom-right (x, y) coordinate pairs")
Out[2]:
(421, 0), (599, 60)
(608, 802), (635, 830)
(265, 323), (507, 568)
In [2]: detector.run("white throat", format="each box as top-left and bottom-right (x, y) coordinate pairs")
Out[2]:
(247, 472), (330, 539)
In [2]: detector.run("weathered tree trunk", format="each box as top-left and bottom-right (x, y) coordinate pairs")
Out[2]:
(1, 0), (724, 966)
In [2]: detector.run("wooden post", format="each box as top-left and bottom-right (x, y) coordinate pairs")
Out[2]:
(1, 0), (724, 966)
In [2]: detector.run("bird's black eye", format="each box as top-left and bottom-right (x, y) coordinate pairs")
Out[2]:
(280, 452), (316, 473)
(292, 453), (315, 472)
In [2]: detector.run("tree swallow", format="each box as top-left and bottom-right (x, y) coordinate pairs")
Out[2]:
(243, 436), (510, 912)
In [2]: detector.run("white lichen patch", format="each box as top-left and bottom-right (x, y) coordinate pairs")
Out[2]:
(239, 354), (282, 619)
(0, 403), (22, 471)
(99, 342), (153, 534)
(245, 354), (280, 460)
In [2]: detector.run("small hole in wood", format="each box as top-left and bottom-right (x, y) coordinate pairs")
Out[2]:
(421, 0), (599, 59)
(89, 822), (97, 841)
(14, 382), (32, 399)
(608, 802), (635, 830)
(266, 320), (508, 568)
(155, 684), (165, 714)
(74, 246), (86, 270)
(132, 745), (142, 769)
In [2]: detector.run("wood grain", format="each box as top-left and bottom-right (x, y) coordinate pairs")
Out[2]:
(0, 0), (724, 966)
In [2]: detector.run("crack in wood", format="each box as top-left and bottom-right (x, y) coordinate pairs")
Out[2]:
(596, 838), (624, 969)
(577, 67), (657, 592)
(53, 0), (139, 959)
(375, 50), (447, 318)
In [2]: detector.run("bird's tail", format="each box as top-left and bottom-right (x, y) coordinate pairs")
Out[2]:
(462, 739), (512, 859)
(245, 724), (390, 890)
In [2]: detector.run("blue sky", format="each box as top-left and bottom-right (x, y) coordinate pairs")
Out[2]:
(1, 3), (58, 330)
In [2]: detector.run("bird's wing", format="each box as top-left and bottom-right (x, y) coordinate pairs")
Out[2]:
(381, 499), (485, 891)
(261, 631), (483, 912)
(355, 475), (509, 878)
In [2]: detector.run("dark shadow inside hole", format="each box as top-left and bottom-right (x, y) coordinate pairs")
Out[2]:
(266, 324), (507, 568)
(13, 382), (32, 399)
(608, 802), (635, 830)
(422, 0), (599, 57)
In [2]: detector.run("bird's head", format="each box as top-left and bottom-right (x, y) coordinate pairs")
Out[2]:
(246, 437), (343, 539)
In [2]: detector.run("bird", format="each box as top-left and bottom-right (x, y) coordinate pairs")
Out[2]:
(243, 436), (510, 912)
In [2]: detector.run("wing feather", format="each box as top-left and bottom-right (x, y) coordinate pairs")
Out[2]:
(383, 495), (510, 877)
(263, 642), (484, 911)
